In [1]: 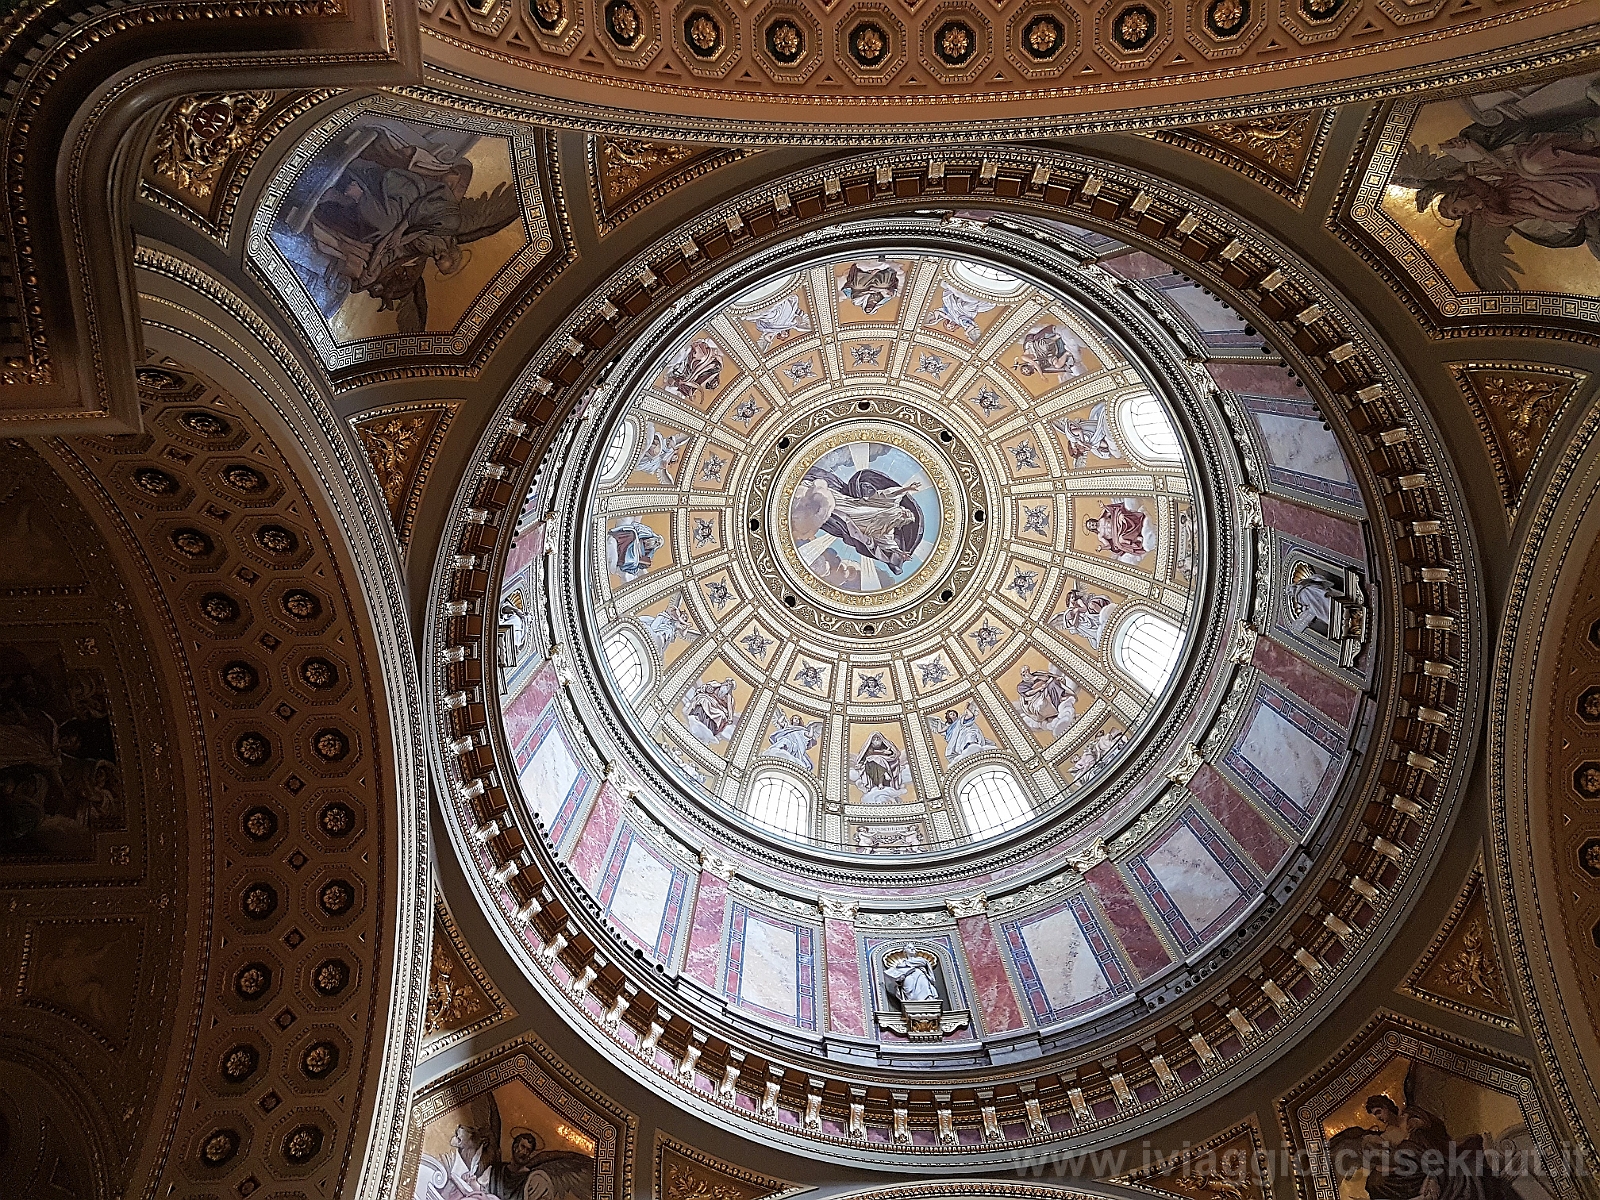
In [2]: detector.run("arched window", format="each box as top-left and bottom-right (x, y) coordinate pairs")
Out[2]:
(601, 627), (647, 700)
(1120, 393), (1182, 462)
(746, 772), (810, 838)
(734, 272), (799, 307)
(599, 420), (637, 485)
(957, 767), (1033, 838)
(1113, 610), (1185, 694)
(951, 259), (1027, 296)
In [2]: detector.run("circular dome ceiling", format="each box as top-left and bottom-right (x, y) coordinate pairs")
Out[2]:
(436, 165), (1480, 1165)
(583, 250), (1202, 858)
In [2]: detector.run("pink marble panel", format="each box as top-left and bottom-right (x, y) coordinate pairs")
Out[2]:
(568, 780), (624, 889)
(502, 659), (559, 751)
(1188, 764), (1289, 874)
(1260, 495), (1365, 560)
(824, 916), (866, 1036)
(1083, 860), (1171, 978)
(1252, 634), (1359, 725)
(1206, 362), (1308, 401)
(956, 914), (1027, 1034)
(502, 522), (545, 581)
(683, 871), (729, 989)
(1100, 250), (1172, 281)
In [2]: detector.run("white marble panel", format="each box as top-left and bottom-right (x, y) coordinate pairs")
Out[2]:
(1145, 822), (1241, 932)
(520, 723), (580, 818)
(609, 839), (673, 947)
(739, 915), (799, 1019)
(1253, 413), (1353, 484)
(1020, 906), (1109, 1014)
(1239, 702), (1331, 806)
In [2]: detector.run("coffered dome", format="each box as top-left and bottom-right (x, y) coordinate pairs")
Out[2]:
(577, 248), (1202, 859)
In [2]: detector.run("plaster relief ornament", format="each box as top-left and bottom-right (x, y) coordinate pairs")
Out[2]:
(637, 423), (690, 485)
(851, 731), (912, 803)
(838, 259), (905, 314)
(1012, 322), (1088, 378)
(1052, 402), (1120, 468)
(767, 711), (824, 770)
(924, 285), (996, 340)
(1049, 586), (1115, 648)
(150, 92), (272, 198)
(661, 338), (726, 402)
(857, 824), (922, 852)
(747, 295), (812, 348)
(683, 678), (739, 745)
(1015, 662), (1078, 736)
(929, 701), (996, 763)
(1088, 499), (1152, 563)
(607, 516), (662, 580)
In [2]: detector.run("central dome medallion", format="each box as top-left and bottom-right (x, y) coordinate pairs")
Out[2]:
(580, 247), (1204, 855)
(774, 419), (959, 615)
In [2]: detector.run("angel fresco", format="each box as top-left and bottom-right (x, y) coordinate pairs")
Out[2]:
(637, 594), (699, 656)
(1322, 1066), (1523, 1200)
(414, 1094), (594, 1200)
(851, 732), (911, 804)
(923, 285), (995, 340)
(928, 702), (995, 764)
(838, 259), (905, 315)
(1012, 323), (1088, 379)
(747, 296), (812, 348)
(682, 678), (738, 745)
(635, 423), (688, 485)
(1391, 73), (1600, 291)
(767, 710), (823, 771)
(1086, 500), (1151, 563)
(789, 460), (926, 580)
(1048, 587), (1115, 649)
(661, 339), (725, 401)
(1052, 403), (1120, 468)
(1069, 726), (1127, 782)
(606, 517), (661, 581)
(1013, 663), (1077, 737)
(279, 121), (523, 335)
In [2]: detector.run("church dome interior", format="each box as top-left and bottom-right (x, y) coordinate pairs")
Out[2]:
(3, 3), (1600, 1200)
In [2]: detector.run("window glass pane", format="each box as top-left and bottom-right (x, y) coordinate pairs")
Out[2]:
(1114, 611), (1184, 693)
(599, 421), (636, 483)
(747, 773), (809, 837)
(602, 629), (646, 698)
(1121, 393), (1181, 462)
(958, 768), (1032, 837)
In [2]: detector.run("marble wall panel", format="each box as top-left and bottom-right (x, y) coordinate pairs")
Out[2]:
(1128, 808), (1257, 952)
(1084, 858), (1174, 978)
(596, 825), (688, 961)
(1224, 684), (1343, 833)
(1002, 894), (1131, 1025)
(683, 870), (730, 990)
(954, 912), (1028, 1034)
(725, 905), (817, 1030)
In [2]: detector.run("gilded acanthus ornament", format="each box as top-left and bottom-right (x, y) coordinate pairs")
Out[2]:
(1440, 920), (1505, 1000)
(150, 93), (272, 198)
(1195, 114), (1313, 172)
(599, 138), (700, 207)
(1479, 374), (1564, 461)
(356, 414), (429, 515)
